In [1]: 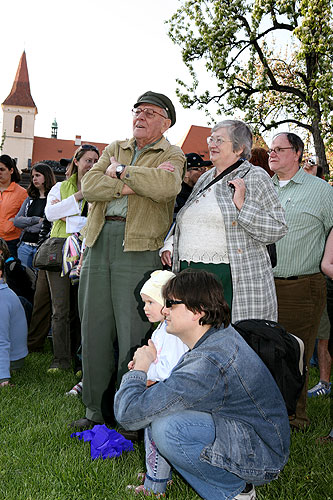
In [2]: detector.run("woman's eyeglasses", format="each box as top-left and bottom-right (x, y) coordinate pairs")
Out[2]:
(207, 136), (232, 146)
(165, 299), (184, 308)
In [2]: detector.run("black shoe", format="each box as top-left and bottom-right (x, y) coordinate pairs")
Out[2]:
(68, 417), (102, 431)
(117, 427), (143, 442)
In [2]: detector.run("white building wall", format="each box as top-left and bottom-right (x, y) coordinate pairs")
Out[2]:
(1, 105), (36, 171)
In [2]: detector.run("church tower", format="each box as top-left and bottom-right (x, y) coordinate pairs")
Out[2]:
(1, 51), (37, 171)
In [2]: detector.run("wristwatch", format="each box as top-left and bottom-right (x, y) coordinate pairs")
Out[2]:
(116, 164), (126, 179)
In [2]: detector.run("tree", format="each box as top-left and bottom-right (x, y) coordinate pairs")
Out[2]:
(0, 131), (6, 151)
(167, 0), (333, 172)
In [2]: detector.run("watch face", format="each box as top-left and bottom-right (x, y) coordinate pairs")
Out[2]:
(116, 165), (125, 178)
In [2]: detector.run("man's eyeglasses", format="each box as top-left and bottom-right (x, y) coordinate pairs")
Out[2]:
(267, 147), (294, 155)
(81, 144), (100, 155)
(165, 299), (184, 308)
(207, 136), (232, 146)
(132, 107), (167, 120)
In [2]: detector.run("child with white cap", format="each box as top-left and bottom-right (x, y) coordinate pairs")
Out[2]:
(127, 270), (188, 497)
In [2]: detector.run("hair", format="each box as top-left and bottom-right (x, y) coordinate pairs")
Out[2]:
(250, 147), (273, 177)
(0, 154), (21, 183)
(67, 144), (100, 177)
(27, 163), (56, 198)
(0, 238), (10, 261)
(211, 120), (253, 160)
(273, 132), (304, 164)
(163, 269), (231, 328)
(0, 254), (4, 279)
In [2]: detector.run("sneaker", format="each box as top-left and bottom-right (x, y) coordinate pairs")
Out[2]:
(66, 381), (83, 396)
(307, 381), (331, 398)
(126, 484), (166, 497)
(234, 484), (256, 500)
(68, 417), (101, 430)
(47, 367), (61, 374)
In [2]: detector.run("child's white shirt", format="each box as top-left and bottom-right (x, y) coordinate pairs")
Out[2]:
(147, 320), (188, 381)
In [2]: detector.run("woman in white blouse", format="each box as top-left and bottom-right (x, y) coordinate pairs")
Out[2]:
(161, 120), (287, 322)
(45, 145), (99, 372)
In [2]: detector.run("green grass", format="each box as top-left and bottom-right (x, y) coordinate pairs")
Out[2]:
(0, 349), (332, 500)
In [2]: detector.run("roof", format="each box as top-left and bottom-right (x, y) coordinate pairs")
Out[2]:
(2, 51), (37, 109)
(179, 124), (267, 160)
(179, 125), (211, 161)
(32, 136), (108, 164)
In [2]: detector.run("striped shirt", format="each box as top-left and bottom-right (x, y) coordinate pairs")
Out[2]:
(272, 168), (333, 277)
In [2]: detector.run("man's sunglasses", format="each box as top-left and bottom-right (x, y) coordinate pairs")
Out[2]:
(165, 299), (184, 308)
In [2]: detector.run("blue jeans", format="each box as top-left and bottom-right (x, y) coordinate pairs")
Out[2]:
(143, 426), (172, 494)
(151, 411), (246, 500)
(18, 242), (37, 269)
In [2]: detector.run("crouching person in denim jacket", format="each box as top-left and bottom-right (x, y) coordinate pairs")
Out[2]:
(114, 269), (290, 500)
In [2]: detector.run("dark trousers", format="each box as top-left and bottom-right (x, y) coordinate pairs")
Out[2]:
(46, 270), (81, 370)
(27, 270), (52, 351)
(5, 238), (19, 258)
(275, 273), (326, 428)
(79, 221), (161, 423)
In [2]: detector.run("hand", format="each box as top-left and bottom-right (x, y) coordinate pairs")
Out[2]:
(228, 178), (246, 210)
(74, 190), (84, 202)
(157, 162), (175, 172)
(105, 156), (122, 179)
(51, 198), (61, 205)
(303, 161), (317, 176)
(131, 339), (157, 373)
(161, 250), (172, 267)
(128, 360), (135, 371)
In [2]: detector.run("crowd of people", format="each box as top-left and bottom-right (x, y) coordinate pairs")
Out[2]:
(0, 90), (332, 500)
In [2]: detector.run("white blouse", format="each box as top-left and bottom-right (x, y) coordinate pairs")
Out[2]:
(147, 321), (188, 381)
(177, 186), (229, 264)
(45, 182), (87, 234)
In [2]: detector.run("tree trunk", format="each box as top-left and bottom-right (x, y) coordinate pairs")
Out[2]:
(312, 119), (329, 175)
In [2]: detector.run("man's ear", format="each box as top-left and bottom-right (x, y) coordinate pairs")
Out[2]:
(191, 309), (205, 322)
(161, 118), (172, 135)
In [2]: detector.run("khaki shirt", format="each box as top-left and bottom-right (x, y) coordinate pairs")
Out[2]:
(82, 136), (185, 250)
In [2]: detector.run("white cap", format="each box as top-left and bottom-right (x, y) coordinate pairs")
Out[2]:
(140, 270), (175, 306)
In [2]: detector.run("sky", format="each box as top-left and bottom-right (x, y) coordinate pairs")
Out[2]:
(0, 0), (220, 147)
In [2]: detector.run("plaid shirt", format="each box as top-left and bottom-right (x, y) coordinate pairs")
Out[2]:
(173, 161), (287, 322)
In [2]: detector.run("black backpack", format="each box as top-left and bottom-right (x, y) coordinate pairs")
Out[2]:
(233, 319), (306, 416)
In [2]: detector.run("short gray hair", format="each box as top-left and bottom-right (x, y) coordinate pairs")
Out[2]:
(211, 120), (253, 160)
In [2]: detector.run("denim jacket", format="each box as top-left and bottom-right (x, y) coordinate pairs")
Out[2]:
(114, 324), (290, 483)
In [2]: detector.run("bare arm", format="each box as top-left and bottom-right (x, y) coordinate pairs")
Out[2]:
(321, 229), (333, 278)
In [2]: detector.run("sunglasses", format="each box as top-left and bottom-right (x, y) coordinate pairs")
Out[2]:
(80, 144), (100, 155)
(165, 299), (184, 308)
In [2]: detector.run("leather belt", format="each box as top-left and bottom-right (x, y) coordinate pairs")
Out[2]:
(23, 241), (38, 247)
(275, 275), (314, 280)
(275, 276), (299, 280)
(105, 216), (126, 222)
